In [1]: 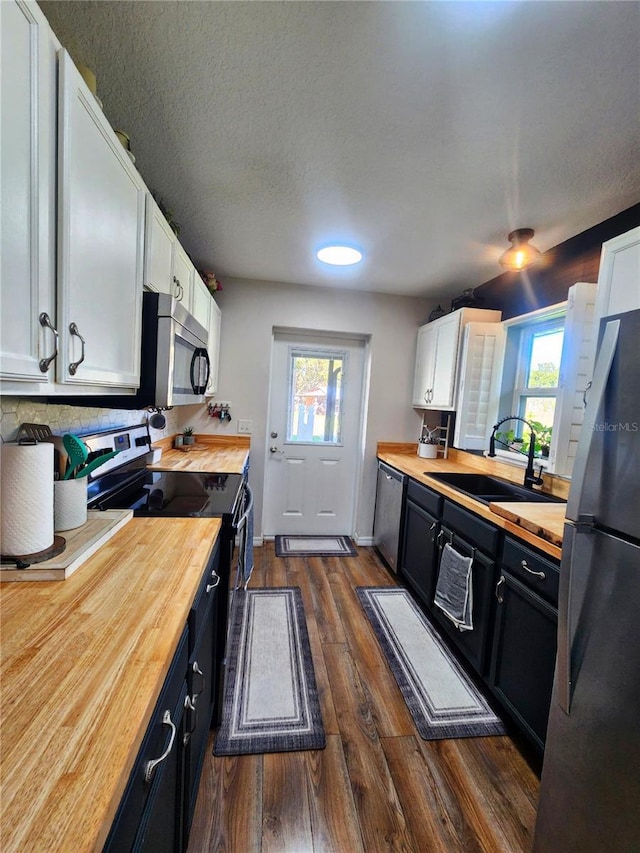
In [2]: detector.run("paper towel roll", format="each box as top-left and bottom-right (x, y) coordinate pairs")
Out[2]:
(1, 441), (54, 555)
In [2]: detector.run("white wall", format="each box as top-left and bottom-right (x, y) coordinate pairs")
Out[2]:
(178, 277), (434, 541)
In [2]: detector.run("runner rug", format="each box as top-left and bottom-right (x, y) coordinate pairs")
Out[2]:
(274, 535), (357, 557)
(356, 587), (505, 740)
(214, 587), (326, 755)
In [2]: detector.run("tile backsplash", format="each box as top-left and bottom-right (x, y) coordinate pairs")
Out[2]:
(0, 397), (179, 443)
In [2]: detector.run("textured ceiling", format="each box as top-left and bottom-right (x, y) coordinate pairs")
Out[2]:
(40, 0), (640, 298)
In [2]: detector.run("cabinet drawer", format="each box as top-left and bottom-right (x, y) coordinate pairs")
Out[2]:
(502, 537), (559, 606)
(189, 541), (220, 653)
(442, 501), (500, 555)
(407, 479), (443, 516)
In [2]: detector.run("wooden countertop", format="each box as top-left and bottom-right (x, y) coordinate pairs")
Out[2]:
(149, 434), (249, 473)
(377, 444), (566, 560)
(0, 516), (222, 853)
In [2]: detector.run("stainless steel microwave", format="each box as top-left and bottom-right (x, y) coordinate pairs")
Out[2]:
(138, 292), (210, 407)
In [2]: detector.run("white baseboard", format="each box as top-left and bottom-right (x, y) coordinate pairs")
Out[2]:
(355, 536), (375, 546)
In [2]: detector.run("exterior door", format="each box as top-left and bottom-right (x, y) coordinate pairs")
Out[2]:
(263, 331), (366, 536)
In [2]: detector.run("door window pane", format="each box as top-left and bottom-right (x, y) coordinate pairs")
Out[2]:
(286, 350), (345, 444)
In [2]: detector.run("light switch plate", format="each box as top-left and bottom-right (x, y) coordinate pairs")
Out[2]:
(237, 419), (252, 434)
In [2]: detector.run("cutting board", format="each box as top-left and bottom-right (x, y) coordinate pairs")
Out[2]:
(489, 502), (567, 548)
(0, 509), (133, 582)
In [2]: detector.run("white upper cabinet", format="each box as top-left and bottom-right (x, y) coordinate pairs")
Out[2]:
(205, 298), (222, 396)
(593, 226), (640, 324)
(143, 195), (175, 296)
(0, 0), (57, 386)
(57, 50), (146, 388)
(412, 308), (501, 410)
(173, 243), (193, 309)
(190, 273), (211, 333)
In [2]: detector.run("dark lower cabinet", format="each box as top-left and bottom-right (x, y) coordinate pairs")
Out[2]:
(399, 499), (439, 608)
(184, 561), (219, 836)
(489, 571), (558, 752)
(431, 524), (497, 677)
(105, 541), (223, 852)
(104, 629), (189, 853)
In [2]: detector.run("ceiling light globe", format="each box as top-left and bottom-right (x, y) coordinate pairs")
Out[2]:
(316, 246), (363, 266)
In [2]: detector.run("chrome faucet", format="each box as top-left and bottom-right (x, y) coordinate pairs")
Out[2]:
(488, 415), (544, 490)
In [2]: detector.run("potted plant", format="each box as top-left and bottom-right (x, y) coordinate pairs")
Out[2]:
(527, 421), (553, 458)
(183, 426), (195, 446)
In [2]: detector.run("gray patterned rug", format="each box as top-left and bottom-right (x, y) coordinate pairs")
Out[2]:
(357, 587), (505, 740)
(274, 535), (357, 557)
(214, 587), (326, 755)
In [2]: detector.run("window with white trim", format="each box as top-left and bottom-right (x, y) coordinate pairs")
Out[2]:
(497, 304), (567, 462)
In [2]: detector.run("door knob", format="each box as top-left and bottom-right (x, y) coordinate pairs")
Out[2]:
(270, 431), (278, 438)
(269, 446), (280, 453)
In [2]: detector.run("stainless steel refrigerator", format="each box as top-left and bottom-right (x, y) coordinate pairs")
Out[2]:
(534, 308), (640, 851)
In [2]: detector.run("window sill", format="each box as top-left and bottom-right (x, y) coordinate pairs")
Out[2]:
(482, 448), (551, 471)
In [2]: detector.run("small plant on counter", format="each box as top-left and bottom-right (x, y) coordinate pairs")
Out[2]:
(183, 426), (195, 445)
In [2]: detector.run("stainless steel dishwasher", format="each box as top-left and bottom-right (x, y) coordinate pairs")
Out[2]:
(373, 461), (407, 573)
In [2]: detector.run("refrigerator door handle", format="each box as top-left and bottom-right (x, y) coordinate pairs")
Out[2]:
(566, 318), (620, 523)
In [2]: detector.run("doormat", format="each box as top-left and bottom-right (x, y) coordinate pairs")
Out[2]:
(214, 587), (326, 756)
(274, 535), (357, 557)
(356, 587), (505, 740)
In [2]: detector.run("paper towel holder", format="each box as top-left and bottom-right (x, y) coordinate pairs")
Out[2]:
(1, 535), (66, 569)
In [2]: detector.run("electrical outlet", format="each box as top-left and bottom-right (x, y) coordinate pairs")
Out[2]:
(237, 419), (252, 434)
(215, 401), (231, 408)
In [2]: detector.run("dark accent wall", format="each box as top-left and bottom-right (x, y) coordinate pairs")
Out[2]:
(474, 204), (640, 320)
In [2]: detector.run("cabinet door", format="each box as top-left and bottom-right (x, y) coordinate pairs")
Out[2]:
(411, 324), (436, 406)
(489, 571), (557, 751)
(57, 50), (145, 388)
(144, 195), (175, 296)
(593, 226), (640, 322)
(399, 500), (439, 609)
(430, 311), (462, 408)
(205, 298), (222, 396)
(190, 273), (211, 332)
(0, 0), (56, 386)
(184, 589), (217, 837)
(173, 244), (193, 308)
(432, 526), (496, 676)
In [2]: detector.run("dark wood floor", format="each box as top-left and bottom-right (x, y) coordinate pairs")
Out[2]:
(188, 543), (539, 852)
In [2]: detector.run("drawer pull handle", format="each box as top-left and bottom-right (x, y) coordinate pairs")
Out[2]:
(496, 575), (506, 604)
(206, 570), (220, 593)
(191, 661), (205, 701)
(144, 710), (176, 783)
(38, 312), (59, 372)
(521, 559), (545, 580)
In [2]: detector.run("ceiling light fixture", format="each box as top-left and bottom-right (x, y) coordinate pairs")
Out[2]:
(316, 245), (363, 266)
(498, 228), (541, 272)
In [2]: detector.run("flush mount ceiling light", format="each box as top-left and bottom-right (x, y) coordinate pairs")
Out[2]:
(498, 228), (542, 272)
(316, 245), (363, 266)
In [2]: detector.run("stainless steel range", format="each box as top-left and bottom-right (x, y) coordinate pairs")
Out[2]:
(82, 424), (248, 723)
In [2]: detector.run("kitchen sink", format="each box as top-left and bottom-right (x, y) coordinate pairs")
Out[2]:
(425, 472), (565, 505)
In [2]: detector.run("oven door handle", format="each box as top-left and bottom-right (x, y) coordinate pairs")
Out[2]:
(190, 347), (211, 396)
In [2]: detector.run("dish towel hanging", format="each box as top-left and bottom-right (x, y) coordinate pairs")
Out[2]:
(434, 542), (474, 631)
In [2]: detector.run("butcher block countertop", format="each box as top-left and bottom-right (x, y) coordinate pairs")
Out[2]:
(0, 516), (222, 853)
(149, 434), (249, 473)
(377, 443), (567, 560)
